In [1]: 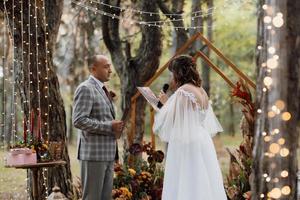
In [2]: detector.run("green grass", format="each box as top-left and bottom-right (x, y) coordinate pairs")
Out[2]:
(0, 134), (244, 199)
(0, 150), (27, 199)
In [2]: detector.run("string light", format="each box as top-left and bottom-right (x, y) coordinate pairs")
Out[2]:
(281, 112), (291, 121)
(26, 0), (33, 144)
(3, 0), (19, 146)
(1, 1), (7, 149)
(2, 1), (50, 198)
(34, 0), (43, 141)
(266, 57), (278, 69)
(263, 16), (272, 23)
(41, 0), (50, 141)
(20, 0), (29, 143)
(40, 0), (51, 195)
(71, 0), (215, 30)
(281, 170), (288, 178)
(86, 0), (216, 17)
(11, 0), (17, 145)
(272, 13), (284, 28)
(268, 46), (276, 54)
(277, 138), (285, 145)
(257, 2), (293, 199)
(42, 168), (49, 198)
(263, 76), (272, 87)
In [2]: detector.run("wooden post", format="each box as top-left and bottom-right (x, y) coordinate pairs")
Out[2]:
(129, 100), (136, 145)
(150, 107), (155, 150)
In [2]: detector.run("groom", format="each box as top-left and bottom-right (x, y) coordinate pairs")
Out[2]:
(73, 55), (124, 200)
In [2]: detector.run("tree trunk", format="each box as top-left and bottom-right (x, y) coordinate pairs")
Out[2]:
(157, 0), (188, 50)
(201, 0), (213, 96)
(102, 0), (162, 146)
(1, 0), (73, 199)
(1, 28), (13, 148)
(190, 0), (203, 52)
(252, 0), (300, 199)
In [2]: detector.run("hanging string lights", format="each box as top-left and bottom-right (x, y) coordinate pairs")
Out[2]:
(256, 2), (292, 199)
(70, 0), (256, 30)
(1, 0), (51, 197)
(41, 0), (50, 143)
(71, 0), (215, 30)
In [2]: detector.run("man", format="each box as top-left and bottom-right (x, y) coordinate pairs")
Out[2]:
(73, 55), (124, 200)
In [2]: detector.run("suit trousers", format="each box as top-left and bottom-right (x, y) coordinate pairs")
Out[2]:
(80, 160), (114, 200)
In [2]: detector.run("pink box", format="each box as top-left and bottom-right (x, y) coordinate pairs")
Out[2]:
(5, 148), (37, 166)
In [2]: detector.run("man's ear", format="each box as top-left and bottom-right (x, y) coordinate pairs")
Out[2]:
(90, 65), (95, 72)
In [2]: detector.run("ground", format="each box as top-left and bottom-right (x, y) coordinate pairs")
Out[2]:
(0, 134), (297, 199)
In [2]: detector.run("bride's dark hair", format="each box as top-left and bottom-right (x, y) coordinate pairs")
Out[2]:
(168, 55), (202, 87)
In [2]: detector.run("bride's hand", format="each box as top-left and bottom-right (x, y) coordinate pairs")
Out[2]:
(158, 91), (168, 104)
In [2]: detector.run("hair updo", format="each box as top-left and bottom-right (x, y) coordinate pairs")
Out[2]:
(168, 55), (202, 87)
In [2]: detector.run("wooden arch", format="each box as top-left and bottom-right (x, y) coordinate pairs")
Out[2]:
(128, 32), (256, 148)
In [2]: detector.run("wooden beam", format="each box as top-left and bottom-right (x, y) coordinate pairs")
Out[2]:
(128, 101), (136, 145)
(197, 32), (256, 89)
(150, 107), (155, 150)
(196, 51), (235, 88)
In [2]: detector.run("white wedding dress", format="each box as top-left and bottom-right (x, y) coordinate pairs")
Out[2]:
(153, 85), (227, 200)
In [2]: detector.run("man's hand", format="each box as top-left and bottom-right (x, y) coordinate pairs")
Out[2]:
(112, 120), (124, 138)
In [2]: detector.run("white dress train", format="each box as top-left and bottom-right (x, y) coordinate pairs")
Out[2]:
(153, 87), (227, 200)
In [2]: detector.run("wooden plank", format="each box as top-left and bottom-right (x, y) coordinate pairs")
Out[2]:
(129, 101), (136, 145)
(150, 107), (155, 150)
(5, 160), (66, 169)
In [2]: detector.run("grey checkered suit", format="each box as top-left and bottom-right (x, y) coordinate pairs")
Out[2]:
(73, 76), (116, 161)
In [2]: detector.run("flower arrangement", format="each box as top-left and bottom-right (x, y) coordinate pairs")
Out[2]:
(11, 138), (52, 162)
(226, 80), (255, 200)
(231, 79), (255, 134)
(9, 112), (55, 162)
(112, 142), (164, 200)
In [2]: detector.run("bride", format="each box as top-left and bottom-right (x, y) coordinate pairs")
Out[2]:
(153, 55), (227, 200)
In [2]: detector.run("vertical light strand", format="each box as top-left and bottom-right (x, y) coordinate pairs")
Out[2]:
(28, 0), (32, 143)
(41, 0), (50, 142)
(34, 0), (42, 141)
(25, 0), (31, 192)
(11, 0), (17, 145)
(20, 0), (27, 144)
(42, 168), (49, 198)
(258, 2), (291, 199)
(1, 1), (7, 149)
(3, 0), (13, 146)
(41, 0), (50, 196)
(21, 3), (29, 197)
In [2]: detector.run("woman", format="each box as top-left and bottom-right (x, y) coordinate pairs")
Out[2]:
(153, 55), (227, 200)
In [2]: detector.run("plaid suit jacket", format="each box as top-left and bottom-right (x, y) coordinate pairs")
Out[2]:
(73, 77), (116, 161)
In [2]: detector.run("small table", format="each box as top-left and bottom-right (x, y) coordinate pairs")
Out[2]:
(5, 160), (66, 200)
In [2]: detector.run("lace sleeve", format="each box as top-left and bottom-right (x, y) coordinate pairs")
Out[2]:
(153, 88), (208, 143)
(202, 103), (224, 137)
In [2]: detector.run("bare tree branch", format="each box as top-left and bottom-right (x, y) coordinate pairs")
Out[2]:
(102, 0), (125, 74)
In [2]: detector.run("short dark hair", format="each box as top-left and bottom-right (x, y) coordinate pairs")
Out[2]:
(168, 55), (202, 87)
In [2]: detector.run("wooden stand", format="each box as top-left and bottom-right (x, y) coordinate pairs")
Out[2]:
(5, 160), (66, 200)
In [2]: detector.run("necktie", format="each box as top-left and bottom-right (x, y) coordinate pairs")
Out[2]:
(102, 86), (112, 101)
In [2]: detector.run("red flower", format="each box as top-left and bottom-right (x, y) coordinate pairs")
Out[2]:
(129, 143), (143, 155)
